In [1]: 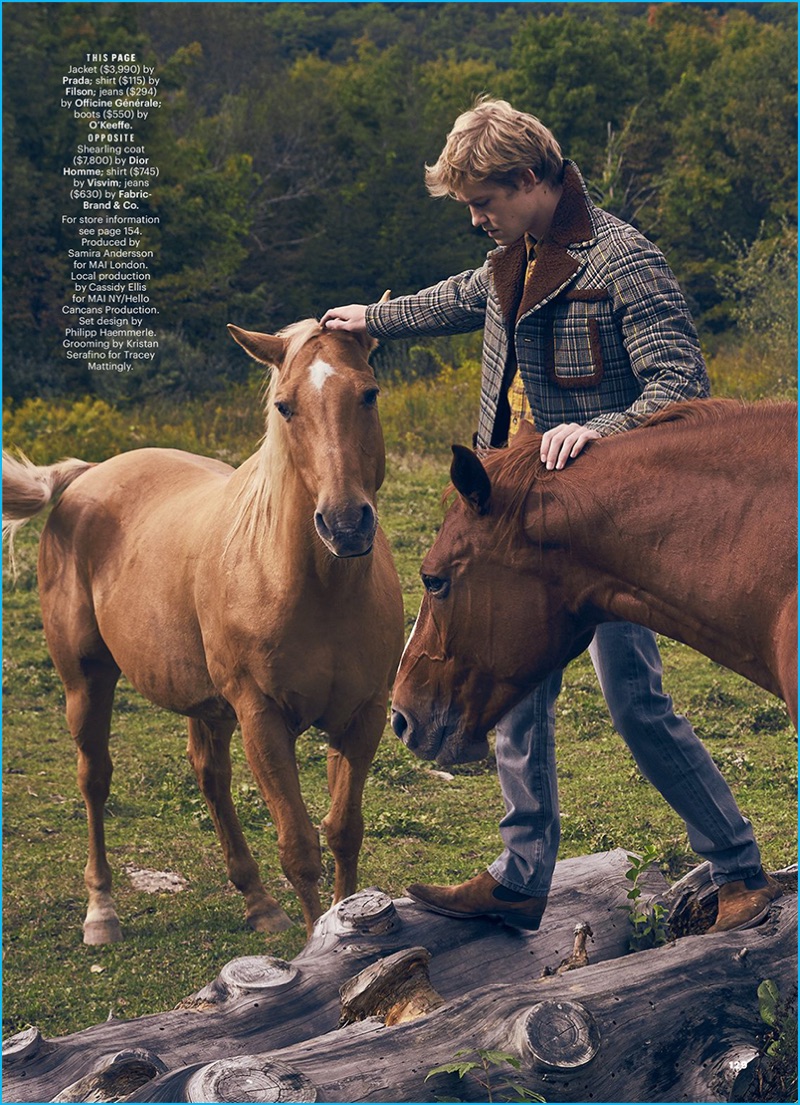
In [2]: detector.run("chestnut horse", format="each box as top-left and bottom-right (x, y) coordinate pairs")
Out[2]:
(392, 400), (797, 765)
(3, 321), (403, 941)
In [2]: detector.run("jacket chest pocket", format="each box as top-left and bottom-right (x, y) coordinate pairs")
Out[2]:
(545, 291), (611, 389)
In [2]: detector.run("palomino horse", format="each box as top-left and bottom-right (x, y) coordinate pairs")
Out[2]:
(3, 321), (404, 941)
(392, 399), (797, 765)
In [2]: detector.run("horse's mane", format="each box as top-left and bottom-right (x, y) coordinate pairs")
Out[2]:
(224, 319), (324, 555)
(483, 397), (790, 489)
(641, 395), (797, 432)
(468, 397), (795, 545)
(477, 439), (557, 544)
(642, 396), (747, 427)
(280, 318), (324, 367)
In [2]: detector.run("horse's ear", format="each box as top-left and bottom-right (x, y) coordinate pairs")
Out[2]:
(451, 444), (491, 515)
(227, 324), (286, 367)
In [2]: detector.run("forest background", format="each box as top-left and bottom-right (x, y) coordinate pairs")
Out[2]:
(3, 0), (798, 415)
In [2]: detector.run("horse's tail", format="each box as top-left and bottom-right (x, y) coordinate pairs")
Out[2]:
(2, 451), (94, 571)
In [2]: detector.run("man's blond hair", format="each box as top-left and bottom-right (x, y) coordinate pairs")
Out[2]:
(425, 96), (563, 197)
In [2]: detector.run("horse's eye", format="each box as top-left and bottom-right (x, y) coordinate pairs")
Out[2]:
(363, 388), (379, 408)
(274, 400), (293, 421)
(422, 573), (450, 598)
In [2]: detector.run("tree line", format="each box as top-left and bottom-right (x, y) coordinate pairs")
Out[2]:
(3, 1), (797, 401)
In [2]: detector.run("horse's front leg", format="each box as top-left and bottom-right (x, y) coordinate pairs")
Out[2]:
(322, 699), (386, 904)
(63, 660), (123, 945)
(187, 717), (291, 933)
(238, 703), (322, 935)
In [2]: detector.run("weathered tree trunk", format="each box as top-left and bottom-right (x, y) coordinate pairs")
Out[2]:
(3, 849), (795, 1103)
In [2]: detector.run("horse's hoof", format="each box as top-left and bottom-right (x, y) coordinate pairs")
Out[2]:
(83, 917), (123, 944)
(247, 905), (294, 933)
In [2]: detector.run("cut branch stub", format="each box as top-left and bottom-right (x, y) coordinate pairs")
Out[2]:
(334, 888), (399, 936)
(663, 861), (718, 936)
(706, 1045), (761, 1100)
(2, 1026), (43, 1067)
(185, 1056), (317, 1103)
(339, 946), (446, 1027)
(178, 955), (300, 1010)
(219, 956), (299, 995)
(50, 1048), (168, 1102)
(517, 1000), (601, 1071)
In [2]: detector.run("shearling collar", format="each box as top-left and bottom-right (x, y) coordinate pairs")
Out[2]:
(490, 160), (596, 325)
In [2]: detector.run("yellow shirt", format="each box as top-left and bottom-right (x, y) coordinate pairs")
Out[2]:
(507, 235), (537, 438)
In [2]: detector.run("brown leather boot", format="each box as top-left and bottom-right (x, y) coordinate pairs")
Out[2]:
(708, 869), (783, 933)
(405, 871), (546, 931)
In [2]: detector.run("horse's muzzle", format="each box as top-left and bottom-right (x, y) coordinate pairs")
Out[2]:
(315, 501), (377, 558)
(391, 706), (489, 766)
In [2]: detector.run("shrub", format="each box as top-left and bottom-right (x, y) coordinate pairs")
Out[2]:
(721, 223), (798, 360)
(380, 358), (481, 456)
(708, 222), (798, 400)
(3, 396), (134, 464)
(2, 382), (267, 467)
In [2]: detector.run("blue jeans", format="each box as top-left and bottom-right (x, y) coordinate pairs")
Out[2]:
(487, 621), (762, 895)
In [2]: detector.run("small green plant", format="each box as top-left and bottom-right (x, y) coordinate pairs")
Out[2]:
(425, 1048), (545, 1103)
(753, 979), (798, 1101)
(622, 846), (671, 951)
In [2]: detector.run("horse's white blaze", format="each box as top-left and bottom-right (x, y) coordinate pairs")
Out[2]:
(401, 607), (421, 663)
(309, 358), (336, 391)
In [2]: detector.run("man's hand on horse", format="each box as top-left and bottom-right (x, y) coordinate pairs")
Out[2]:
(321, 304), (368, 333)
(541, 423), (602, 470)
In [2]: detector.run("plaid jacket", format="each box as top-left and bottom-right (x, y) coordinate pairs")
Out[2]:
(365, 161), (710, 449)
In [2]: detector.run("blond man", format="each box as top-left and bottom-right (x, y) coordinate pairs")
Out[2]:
(322, 98), (780, 932)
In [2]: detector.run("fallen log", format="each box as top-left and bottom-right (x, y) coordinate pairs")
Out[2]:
(3, 849), (795, 1103)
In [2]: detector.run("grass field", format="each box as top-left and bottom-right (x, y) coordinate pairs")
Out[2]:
(2, 348), (797, 1041)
